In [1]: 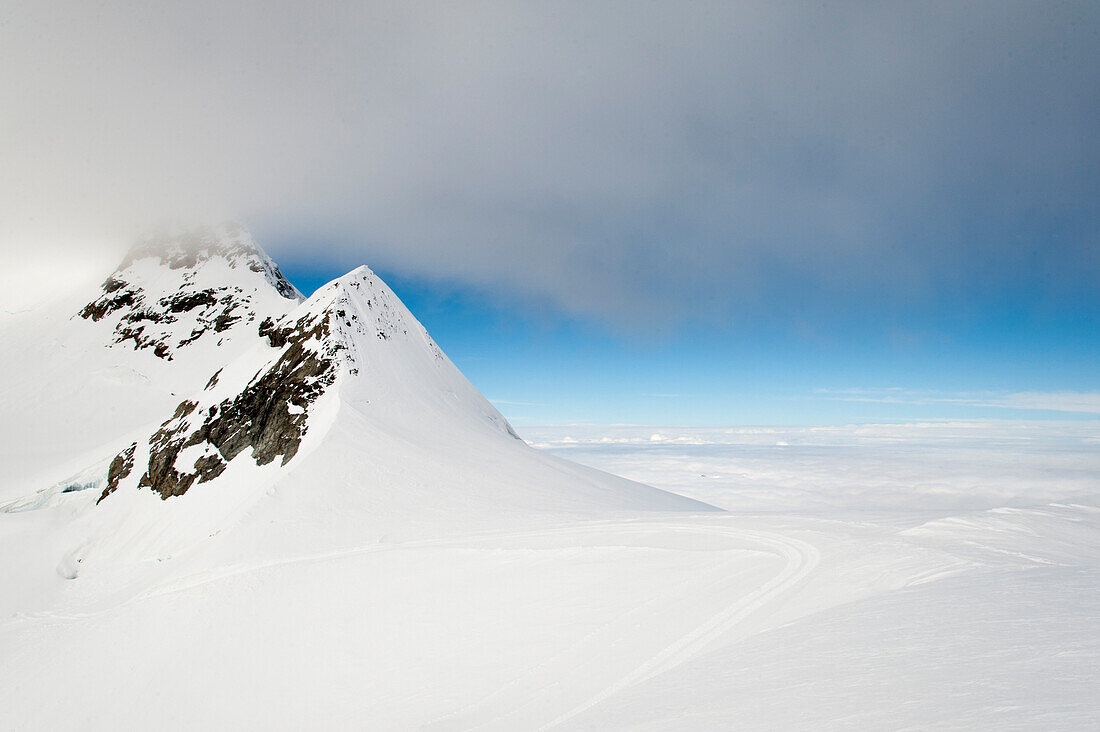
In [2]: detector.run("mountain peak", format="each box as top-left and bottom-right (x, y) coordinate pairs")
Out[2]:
(97, 259), (516, 503)
(77, 223), (303, 360)
(116, 222), (300, 299)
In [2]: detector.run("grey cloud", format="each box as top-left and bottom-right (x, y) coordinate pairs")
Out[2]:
(2, 1), (1097, 329)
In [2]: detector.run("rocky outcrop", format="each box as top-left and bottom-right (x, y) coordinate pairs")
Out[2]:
(99, 307), (340, 501)
(78, 224), (302, 359)
(98, 443), (137, 502)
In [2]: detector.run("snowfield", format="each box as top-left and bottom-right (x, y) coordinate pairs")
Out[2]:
(1, 229), (1098, 729)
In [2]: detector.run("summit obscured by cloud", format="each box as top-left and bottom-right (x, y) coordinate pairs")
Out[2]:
(2, 1), (1097, 332)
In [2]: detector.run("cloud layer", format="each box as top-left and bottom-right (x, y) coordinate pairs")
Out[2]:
(817, 389), (1100, 416)
(3, 1), (1097, 330)
(525, 421), (1100, 511)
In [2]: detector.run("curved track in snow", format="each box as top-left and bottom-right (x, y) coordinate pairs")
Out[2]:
(7, 516), (821, 732)
(541, 525), (820, 730)
(416, 520), (820, 731)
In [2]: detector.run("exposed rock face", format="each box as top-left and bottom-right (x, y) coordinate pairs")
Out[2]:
(99, 306), (341, 502)
(99, 443), (137, 502)
(78, 223), (301, 359)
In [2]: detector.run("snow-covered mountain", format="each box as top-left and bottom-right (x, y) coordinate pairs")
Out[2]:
(1, 225), (709, 576)
(97, 264), (515, 504)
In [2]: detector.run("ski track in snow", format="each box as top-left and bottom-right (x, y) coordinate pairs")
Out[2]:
(4, 516), (821, 732)
(1, 518), (675, 627)
(541, 528), (819, 731)
(416, 521), (820, 731)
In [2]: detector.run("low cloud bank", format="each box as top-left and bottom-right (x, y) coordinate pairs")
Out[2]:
(526, 421), (1100, 512)
(816, 389), (1100, 416)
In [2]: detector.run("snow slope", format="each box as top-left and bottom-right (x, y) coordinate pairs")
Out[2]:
(558, 508), (1100, 731)
(6, 503), (1096, 730)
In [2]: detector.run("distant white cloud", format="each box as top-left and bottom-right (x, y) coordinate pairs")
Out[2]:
(817, 389), (1100, 416)
(489, 399), (549, 407)
(996, 392), (1100, 414)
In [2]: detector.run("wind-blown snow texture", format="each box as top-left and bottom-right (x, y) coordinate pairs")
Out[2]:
(1, 228), (1097, 730)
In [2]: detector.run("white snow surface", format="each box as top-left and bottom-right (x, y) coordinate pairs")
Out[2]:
(2, 237), (1099, 730)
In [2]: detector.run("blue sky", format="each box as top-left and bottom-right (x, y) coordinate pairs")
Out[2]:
(278, 257), (1100, 426)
